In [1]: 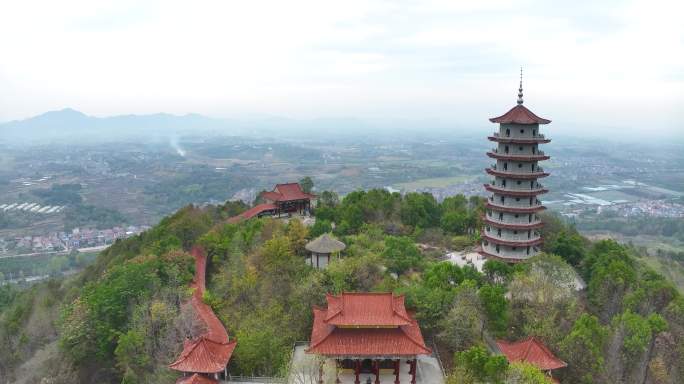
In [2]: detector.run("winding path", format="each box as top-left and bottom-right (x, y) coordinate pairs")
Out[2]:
(169, 246), (236, 383)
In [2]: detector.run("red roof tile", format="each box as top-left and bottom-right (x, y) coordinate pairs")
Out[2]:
(307, 293), (431, 356)
(170, 337), (237, 373)
(170, 247), (235, 374)
(176, 373), (218, 384)
(262, 183), (315, 202)
(497, 337), (567, 371)
(324, 293), (412, 327)
(490, 105), (551, 125)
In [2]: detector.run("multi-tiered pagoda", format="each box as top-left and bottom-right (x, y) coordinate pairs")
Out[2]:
(480, 71), (551, 262)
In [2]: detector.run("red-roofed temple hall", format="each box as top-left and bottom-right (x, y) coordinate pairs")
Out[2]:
(307, 292), (431, 384)
(481, 70), (552, 262)
(227, 182), (316, 223)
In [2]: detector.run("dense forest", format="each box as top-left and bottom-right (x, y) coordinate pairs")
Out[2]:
(0, 189), (682, 384)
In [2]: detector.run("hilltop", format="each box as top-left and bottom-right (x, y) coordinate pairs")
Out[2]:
(0, 189), (682, 384)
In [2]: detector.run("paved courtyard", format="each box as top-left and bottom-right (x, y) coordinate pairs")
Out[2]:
(288, 344), (444, 384)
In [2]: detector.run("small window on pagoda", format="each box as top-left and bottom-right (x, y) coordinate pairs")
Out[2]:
(512, 247), (517, 251)
(518, 163), (522, 168)
(496, 244), (500, 252)
(513, 230), (518, 235)
(484, 240), (489, 246)
(504, 162), (508, 170)
(506, 128), (510, 137)
(497, 229), (502, 236)
(533, 129), (537, 136)
(505, 145), (509, 153)
(486, 226), (490, 232)
(520, 129), (524, 134)
(517, 180), (522, 185)
(527, 246), (530, 254)
(516, 197), (520, 202)
(518, 146), (523, 151)
(529, 197), (534, 205)
(515, 214), (519, 218)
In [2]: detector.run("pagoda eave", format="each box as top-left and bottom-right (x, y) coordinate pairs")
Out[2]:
(478, 249), (527, 263)
(486, 152), (550, 161)
(484, 184), (548, 196)
(482, 234), (543, 247)
(485, 168), (549, 179)
(483, 217), (544, 230)
(486, 202), (547, 213)
(487, 136), (551, 144)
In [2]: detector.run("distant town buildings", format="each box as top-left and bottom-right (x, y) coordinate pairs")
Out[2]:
(0, 225), (150, 256)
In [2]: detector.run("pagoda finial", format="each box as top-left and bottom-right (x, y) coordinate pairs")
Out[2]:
(517, 67), (524, 105)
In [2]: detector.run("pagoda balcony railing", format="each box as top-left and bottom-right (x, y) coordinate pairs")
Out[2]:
(489, 165), (544, 173)
(487, 149), (549, 161)
(486, 201), (546, 213)
(485, 183), (548, 196)
(484, 216), (544, 229)
(482, 233), (543, 247)
(492, 132), (545, 139)
(488, 166), (548, 178)
(491, 148), (545, 156)
(484, 231), (541, 242)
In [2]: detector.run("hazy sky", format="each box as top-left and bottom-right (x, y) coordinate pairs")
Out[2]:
(1, 0), (683, 135)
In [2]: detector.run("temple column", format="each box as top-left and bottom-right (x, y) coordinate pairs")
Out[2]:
(410, 359), (416, 384)
(335, 359), (341, 384)
(354, 359), (361, 384)
(374, 360), (380, 384)
(318, 361), (324, 384)
(394, 359), (400, 384)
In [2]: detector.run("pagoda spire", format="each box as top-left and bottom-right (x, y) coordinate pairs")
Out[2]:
(517, 67), (524, 105)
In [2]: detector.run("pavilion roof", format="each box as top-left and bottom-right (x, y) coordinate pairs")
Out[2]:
(489, 105), (551, 125)
(307, 292), (430, 356)
(169, 337), (237, 374)
(496, 337), (567, 371)
(305, 233), (346, 254)
(176, 373), (218, 384)
(262, 183), (316, 202)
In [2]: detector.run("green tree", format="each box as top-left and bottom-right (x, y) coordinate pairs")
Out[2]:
(441, 211), (468, 235)
(547, 230), (586, 267)
(482, 260), (514, 285)
(382, 236), (423, 275)
(317, 190), (339, 208)
(400, 192), (440, 229)
(309, 219), (333, 238)
(299, 176), (314, 193)
(560, 314), (608, 383)
(506, 362), (554, 383)
(423, 262), (463, 290)
(454, 345), (508, 384)
(438, 281), (484, 352)
(478, 284), (509, 335)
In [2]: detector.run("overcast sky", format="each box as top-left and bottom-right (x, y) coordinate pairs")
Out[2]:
(1, 0), (682, 136)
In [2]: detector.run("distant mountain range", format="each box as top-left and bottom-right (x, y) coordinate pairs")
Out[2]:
(0, 108), (237, 143)
(0, 108), (469, 144)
